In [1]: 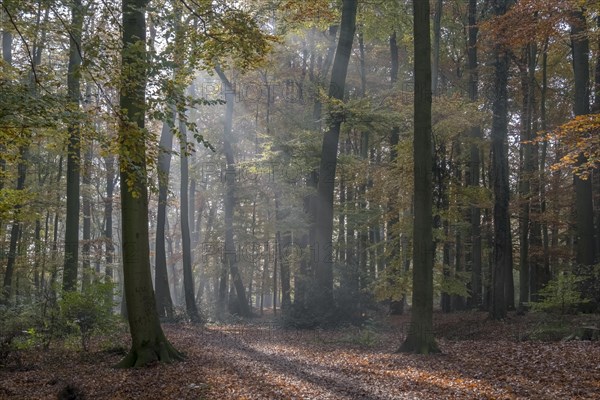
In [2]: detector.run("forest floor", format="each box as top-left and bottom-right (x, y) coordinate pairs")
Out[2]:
(1, 310), (600, 399)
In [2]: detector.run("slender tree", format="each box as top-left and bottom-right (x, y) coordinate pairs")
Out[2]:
(155, 115), (175, 319)
(215, 65), (251, 317)
(179, 114), (201, 322)
(63, 0), (84, 292)
(466, 0), (483, 309)
(490, 0), (511, 320)
(313, 0), (357, 315)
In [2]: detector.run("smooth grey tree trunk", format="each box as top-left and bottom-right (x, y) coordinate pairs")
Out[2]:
(155, 109), (175, 319)
(179, 116), (201, 322)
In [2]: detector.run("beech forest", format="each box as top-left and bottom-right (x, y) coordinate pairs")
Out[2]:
(1, 0), (600, 398)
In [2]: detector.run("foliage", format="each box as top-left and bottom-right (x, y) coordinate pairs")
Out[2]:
(531, 272), (589, 315)
(0, 303), (38, 366)
(540, 113), (600, 179)
(59, 282), (119, 351)
(372, 266), (411, 303)
(439, 271), (471, 299)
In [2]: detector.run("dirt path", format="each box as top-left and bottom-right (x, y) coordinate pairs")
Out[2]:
(1, 317), (599, 399)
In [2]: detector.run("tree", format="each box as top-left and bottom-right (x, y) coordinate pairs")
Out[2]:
(489, 0), (512, 320)
(214, 65), (251, 317)
(179, 111), (201, 322)
(398, 0), (439, 354)
(313, 0), (358, 316)
(569, 9), (596, 268)
(116, 0), (182, 368)
(466, 0), (483, 310)
(63, 0), (84, 292)
(155, 114), (175, 319)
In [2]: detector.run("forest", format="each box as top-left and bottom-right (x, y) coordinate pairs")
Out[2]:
(1, 0), (600, 398)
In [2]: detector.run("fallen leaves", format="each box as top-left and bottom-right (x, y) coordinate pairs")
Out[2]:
(1, 312), (599, 399)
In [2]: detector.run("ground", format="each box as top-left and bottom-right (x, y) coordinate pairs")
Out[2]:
(1, 311), (599, 399)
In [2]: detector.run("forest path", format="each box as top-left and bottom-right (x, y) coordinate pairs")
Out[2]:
(1, 313), (599, 399)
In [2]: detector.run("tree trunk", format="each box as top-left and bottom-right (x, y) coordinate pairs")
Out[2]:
(63, 0), (84, 292)
(398, 0), (440, 354)
(388, 30), (405, 315)
(313, 0), (357, 317)
(103, 154), (115, 304)
(155, 111), (175, 319)
(570, 10), (596, 268)
(0, 11), (10, 194)
(278, 232), (292, 311)
(1, 24), (14, 302)
(116, 0), (182, 368)
(432, 0), (443, 96)
(540, 42), (551, 285)
(489, 0), (511, 320)
(518, 46), (533, 306)
(215, 66), (251, 317)
(466, 0), (483, 309)
(527, 42), (545, 301)
(81, 140), (93, 289)
(179, 116), (201, 322)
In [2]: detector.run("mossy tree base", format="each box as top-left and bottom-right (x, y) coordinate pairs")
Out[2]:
(116, 336), (185, 368)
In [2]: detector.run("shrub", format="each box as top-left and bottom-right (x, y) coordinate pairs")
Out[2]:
(59, 282), (118, 351)
(531, 273), (589, 315)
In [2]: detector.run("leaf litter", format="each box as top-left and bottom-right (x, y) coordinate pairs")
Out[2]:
(1, 312), (599, 399)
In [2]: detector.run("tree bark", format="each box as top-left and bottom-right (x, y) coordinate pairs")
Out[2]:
(432, 0), (443, 96)
(388, 30), (405, 315)
(155, 109), (175, 319)
(398, 0), (440, 354)
(116, 0), (182, 368)
(62, 0), (84, 292)
(313, 0), (357, 316)
(215, 65), (251, 317)
(517, 46), (533, 306)
(179, 116), (201, 322)
(81, 140), (93, 289)
(466, 0), (483, 309)
(570, 10), (596, 268)
(490, 0), (511, 320)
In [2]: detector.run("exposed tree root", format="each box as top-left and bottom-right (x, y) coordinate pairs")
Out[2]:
(396, 334), (441, 355)
(115, 339), (185, 368)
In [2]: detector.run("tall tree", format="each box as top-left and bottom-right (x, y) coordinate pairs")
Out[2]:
(63, 0), (84, 292)
(490, 0), (511, 320)
(103, 154), (116, 281)
(179, 114), (201, 322)
(569, 9), (596, 268)
(313, 0), (357, 315)
(466, 0), (483, 309)
(155, 115), (175, 319)
(398, 0), (439, 354)
(116, 0), (182, 367)
(215, 65), (251, 317)
(388, 30), (404, 315)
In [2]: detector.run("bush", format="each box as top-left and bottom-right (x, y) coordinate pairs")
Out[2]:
(59, 282), (118, 351)
(531, 273), (589, 315)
